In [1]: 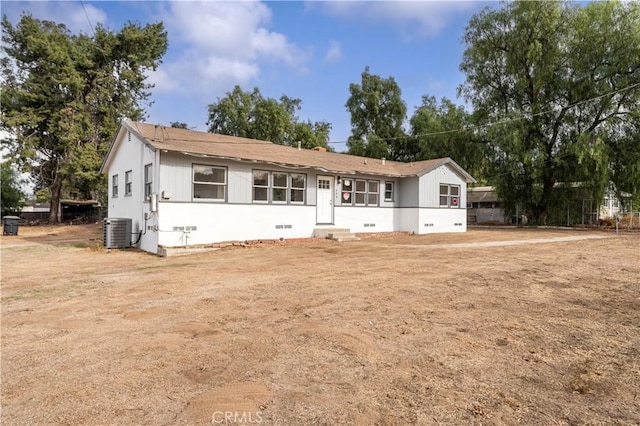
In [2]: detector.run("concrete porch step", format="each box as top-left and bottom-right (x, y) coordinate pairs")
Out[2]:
(327, 230), (360, 242)
(313, 227), (350, 238)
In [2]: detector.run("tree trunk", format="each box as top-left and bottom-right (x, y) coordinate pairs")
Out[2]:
(49, 172), (64, 223)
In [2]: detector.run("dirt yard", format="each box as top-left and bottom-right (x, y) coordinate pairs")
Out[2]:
(1, 225), (639, 425)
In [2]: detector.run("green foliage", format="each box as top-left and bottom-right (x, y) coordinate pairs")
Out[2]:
(410, 96), (487, 179)
(1, 161), (25, 216)
(460, 1), (640, 224)
(170, 122), (190, 129)
(207, 86), (332, 151)
(345, 67), (409, 160)
(1, 14), (167, 222)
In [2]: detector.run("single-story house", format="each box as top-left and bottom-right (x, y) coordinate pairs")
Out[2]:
(100, 120), (476, 254)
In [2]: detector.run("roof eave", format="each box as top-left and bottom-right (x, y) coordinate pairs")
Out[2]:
(100, 120), (158, 174)
(415, 157), (477, 183)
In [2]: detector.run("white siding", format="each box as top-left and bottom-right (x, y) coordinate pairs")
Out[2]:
(106, 130), (158, 252)
(158, 203), (316, 246)
(418, 164), (468, 208)
(398, 208), (420, 234)
(399, 176), (419, 207)
(334, 207), (398, 233)
(417, 208), (467, 233)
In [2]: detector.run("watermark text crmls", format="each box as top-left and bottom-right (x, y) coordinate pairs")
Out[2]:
(212, 411), (263, 424)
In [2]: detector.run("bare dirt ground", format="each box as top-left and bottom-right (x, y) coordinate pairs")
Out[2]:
(1, 225), (639, 425)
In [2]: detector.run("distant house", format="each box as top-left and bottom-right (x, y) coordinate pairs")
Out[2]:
(600, 186), (633, 219)
(467, 184), (632, 226)
(19, 200), (101, 222)
(467, 186), (508, 224)
(101, 121), (476, 255)
(20, 202), (50, 222)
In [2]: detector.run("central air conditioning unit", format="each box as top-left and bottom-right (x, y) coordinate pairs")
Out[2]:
(103, 217), (132, 249)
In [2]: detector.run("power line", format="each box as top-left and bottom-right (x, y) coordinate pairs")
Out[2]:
(79, 0), (96, 36)
(327, 81), (640, 145)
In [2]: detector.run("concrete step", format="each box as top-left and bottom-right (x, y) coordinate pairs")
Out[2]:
(331, 236), (360, 242)
(313, 227), (350, 238)
(327, 229), (360, 242)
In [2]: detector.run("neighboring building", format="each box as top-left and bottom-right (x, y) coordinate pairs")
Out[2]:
(101, 121), (476, 254)
(20, 202), (50, 222)
(600, 186), (633, 219)
(467, 186), (508, 224)
(19, 200), (101, 222)
(467, 185), (632, 226)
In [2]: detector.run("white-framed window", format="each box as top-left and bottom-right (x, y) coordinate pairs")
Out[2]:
(340, 179), (353, 204)
(384, 181), (394, 202)
(193, 164), (226, 201)
(290, 173), (306, 203)
(112, 174), (118, 198)
(144, 164), (152, 199)
(341, 178), (379, 206)
(253, 170), (269, 202)
(252, 170), (306, 204)
(368, 181), (379, 206)
(439, 184), (460, 208)
(125, 170), (132, 196)
(355, 179), (367, 205)
(272, 172), (288, 203)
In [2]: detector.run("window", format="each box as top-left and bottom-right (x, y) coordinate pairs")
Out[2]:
(290, 174), (306, 203)
(253, 170), (306, 204)
(342, 179), (379, 206)
(125, 170), (132, 196)
(272, 172), (288, 203)
(368, 181), (379, 206)
(253, 170), (269, 202)
(144, 164), (152, 199)
(193, 165), (226, 200)
(440, 184), (460, 208)
(384, 181), (394, 202)
(355, 180), (367, 205)
(341, 179), (353, 205)
(112, 174), (118, 198)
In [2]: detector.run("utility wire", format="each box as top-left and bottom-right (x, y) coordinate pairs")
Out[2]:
(326, 81), (640, 145)
(79, 0), (96, 36)
(144, 82), (638, 147)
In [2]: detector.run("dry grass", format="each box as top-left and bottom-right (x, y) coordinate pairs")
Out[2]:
(1, 224), (639, 425)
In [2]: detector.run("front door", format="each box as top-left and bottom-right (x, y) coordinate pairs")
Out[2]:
(316, 176), (333, 224)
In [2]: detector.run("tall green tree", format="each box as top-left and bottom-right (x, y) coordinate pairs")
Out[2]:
(207, 86), (332, 150)
(0, 161), (25, 217)
(410, 96), (486, 179)
(460, 1), (640, 224)
(1, 14), (167, 222)
(345, 67), (409, 160)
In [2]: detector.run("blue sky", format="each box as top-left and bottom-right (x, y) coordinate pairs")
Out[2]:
(2, 1), (491, 152)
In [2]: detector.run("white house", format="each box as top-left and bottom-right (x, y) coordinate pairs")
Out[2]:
(100, 121), (476, 254)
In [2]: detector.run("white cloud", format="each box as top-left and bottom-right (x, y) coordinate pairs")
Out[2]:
(154, 1), (311, 98)
(318, 1), (479, 39)
(323, 40), (344, 63)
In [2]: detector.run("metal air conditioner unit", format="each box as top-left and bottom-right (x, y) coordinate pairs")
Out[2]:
(103, 217), (132, 249)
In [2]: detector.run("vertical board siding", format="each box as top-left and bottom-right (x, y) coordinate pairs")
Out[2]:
(398, 176), (419, 207)
(419, 164), (468, 208)
(106, 130), (158, 252)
